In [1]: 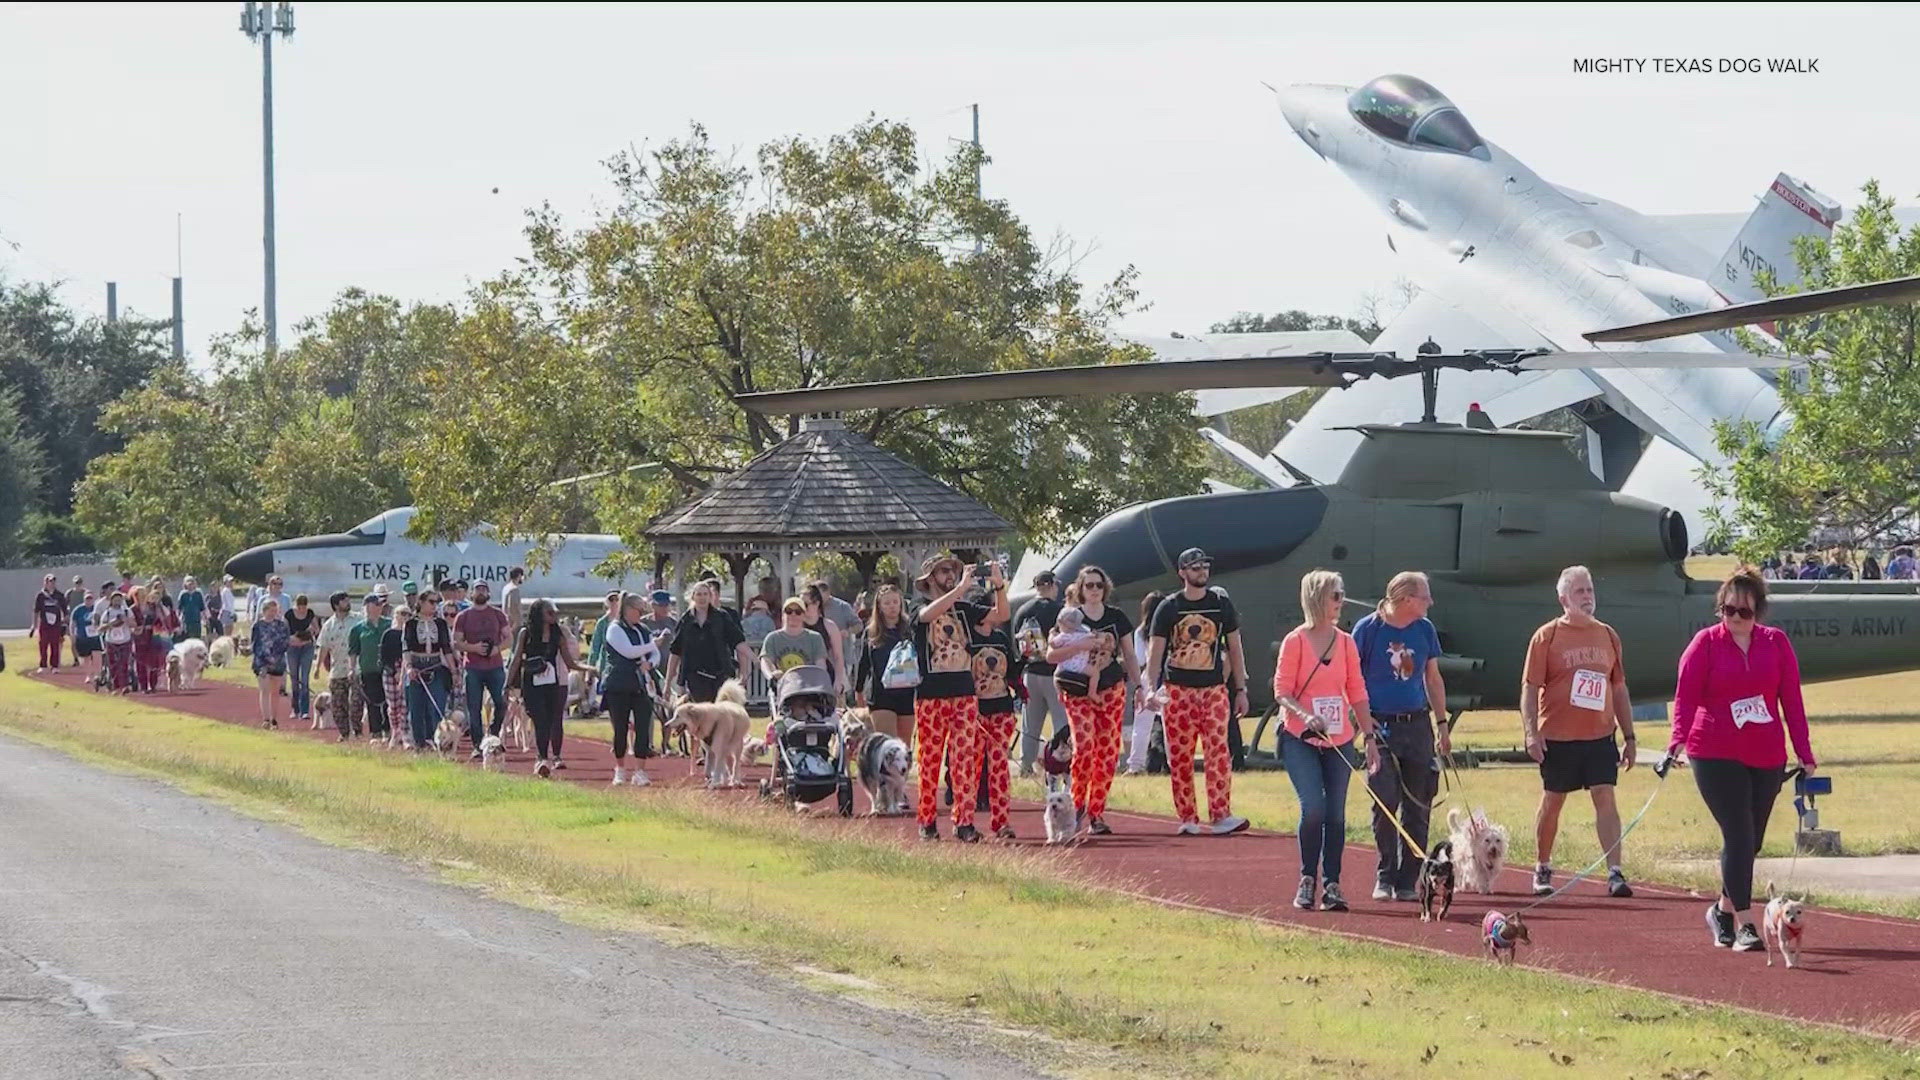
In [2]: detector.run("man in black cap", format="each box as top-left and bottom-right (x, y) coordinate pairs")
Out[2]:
(1011, 569), (1070, 776)
(1144, 548), (1250, 836)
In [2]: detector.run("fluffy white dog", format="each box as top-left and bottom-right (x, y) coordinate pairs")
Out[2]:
(1448, 807), (1511, 895)
(1043, 777), (1076, 845)
(667, 680), (750, 789)
(207, 636), (236, 669)
(168, 638), (209, 690)
(479, 733), (505, 771)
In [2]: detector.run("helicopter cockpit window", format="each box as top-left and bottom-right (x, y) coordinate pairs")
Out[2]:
(1348, 75), (1488, 159)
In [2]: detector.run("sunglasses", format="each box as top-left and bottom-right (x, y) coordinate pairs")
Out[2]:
(1720, 604), (1756, 620)
(1082, 581), (1108, 590)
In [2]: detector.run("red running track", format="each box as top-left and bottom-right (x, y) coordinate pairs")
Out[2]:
(27, 667), (1920, 1041)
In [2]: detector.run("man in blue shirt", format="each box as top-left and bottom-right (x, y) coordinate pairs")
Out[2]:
(1350, 570), (1450, 902)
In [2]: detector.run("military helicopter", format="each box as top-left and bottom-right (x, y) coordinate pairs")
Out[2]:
(735, 277), (1920, 717)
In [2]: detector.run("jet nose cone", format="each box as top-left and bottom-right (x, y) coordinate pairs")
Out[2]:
(1274, 83), (1343, 158)
(1275, 85), (1311, 136)
(224, 544), (273, 586)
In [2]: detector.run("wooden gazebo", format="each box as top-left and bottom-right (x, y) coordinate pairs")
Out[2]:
(644, 416), (1011, 605)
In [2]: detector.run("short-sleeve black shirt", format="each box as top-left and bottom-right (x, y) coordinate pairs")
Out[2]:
(915, 599), (987, 700)
(1149, 588), (1240, 688)
(670, 608), (746, 680)
(1077, 604), (1133, 694)
(968, 621), (1018, 716)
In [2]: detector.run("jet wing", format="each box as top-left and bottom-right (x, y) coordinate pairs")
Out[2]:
(1121, 328), (1373, 415)
(1270, 293), (1596, 480)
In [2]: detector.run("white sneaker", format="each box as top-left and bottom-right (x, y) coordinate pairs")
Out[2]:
(630, 771), (651, 787)
(1176, 822), (1204, 836)
(535, 759), (551, 778)
(1211, 815), (1250, 836)
(611, 768), (626, 786)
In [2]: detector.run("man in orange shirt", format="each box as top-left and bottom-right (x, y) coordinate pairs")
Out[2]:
(1520, 565), (1637, 899)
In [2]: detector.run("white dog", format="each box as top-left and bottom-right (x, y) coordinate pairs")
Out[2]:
(167, 638), (209, 690)
(1763, 882), (1807, 969)
(1448, 808), (1510, 895)
(667, 680), (750, 789)
(207, 636), (235, 669)
(1043, 777), (1076, 845)
(479, 733), (505, 771)
(503, 692), (532, 752)
(853, 727), (912, 816)
(434, 709), (466, 757)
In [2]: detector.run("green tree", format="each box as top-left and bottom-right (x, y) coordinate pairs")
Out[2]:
(0, 386), (47, 564)
(408, 120), (1205, 550)
(1208, 309), (1382, 340)
(1706, 180), (1920, 558)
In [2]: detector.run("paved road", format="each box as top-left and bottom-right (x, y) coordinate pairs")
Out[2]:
(0, 733), (1044, 1079)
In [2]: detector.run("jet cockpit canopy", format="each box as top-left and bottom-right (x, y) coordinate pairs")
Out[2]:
(1347, 74), (1489, 160)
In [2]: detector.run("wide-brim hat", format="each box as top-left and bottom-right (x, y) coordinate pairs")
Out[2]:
(913, 553), (964, 590)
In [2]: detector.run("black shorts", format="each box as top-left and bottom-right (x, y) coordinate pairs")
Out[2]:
(1540, 736), (1620, 793)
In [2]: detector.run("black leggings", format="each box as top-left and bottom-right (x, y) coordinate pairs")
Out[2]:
(605, 690), (653, 760)
(1692, 757), (1786, 911)
(359, 671), (388, 736)
(523, 683), (565, 760)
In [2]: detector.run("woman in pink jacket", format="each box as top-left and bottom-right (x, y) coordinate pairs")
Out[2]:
(1669, 568), (1817, 952)
(1273, 570), (1378, 913)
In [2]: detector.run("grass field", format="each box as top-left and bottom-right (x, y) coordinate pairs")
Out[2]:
(6, 670), (1920, 1078)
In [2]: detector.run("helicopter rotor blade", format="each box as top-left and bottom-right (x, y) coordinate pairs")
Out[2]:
(1583, 274), (1920, 343)
(733, 355), (1368, 415)
(1516, 351), (1797, 371)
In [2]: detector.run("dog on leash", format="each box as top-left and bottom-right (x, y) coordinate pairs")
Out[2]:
(168, 638), (209, 690)
(1763, 881), (1807, 969)
(1482, 910), (1530, 965)
(502, 692), (532, 753)
(313, 690), (332, 724)
(851, 725), (912, 817)
(1416, 840), (1457, 923)
(479, 733), (505, 771)
(209, 636), (236, 668)
(666, 680), (750, 789)
(1448, 808), (1510, 894)
(434, 709), (466, 757)
(1042, 776), (1076, 845)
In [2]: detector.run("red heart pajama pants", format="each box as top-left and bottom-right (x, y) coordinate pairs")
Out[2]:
(1164, 683), (1234, 825)
(916, 694), (983, 828)
(1064, 682), (1125, 818)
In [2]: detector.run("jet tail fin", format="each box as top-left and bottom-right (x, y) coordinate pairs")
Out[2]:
(1714, 173), (1840, 304)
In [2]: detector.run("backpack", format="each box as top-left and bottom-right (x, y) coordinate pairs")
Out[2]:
(881, 637), (922, 690)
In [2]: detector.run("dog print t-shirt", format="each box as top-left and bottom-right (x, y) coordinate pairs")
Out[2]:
(1063, 604), (1133, 696)
(1149, 588), (1239, 688)
(967, 622), (1018, 716)
(1522, 617), (1626, 741)
(915, 599), (987, 700)
(1351, 612), (1442, 716)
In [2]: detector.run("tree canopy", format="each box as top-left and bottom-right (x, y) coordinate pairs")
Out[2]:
(1705, 181), (1920, 558)
(406, 119), (1206, 550)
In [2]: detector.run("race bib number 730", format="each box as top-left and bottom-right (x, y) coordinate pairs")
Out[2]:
(1570, 669), (1607, 711)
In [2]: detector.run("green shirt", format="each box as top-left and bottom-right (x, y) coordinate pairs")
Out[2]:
(590, 614), (613, 672)
(349, 616), (392, 676)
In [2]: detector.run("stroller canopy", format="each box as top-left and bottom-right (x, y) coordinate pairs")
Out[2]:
(775, 664), (836, 714)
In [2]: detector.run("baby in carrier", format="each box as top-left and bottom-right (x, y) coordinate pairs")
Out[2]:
(1049, 606), (1096, 695)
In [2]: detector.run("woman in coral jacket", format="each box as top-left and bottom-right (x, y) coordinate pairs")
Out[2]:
(1668, 567), (1817, 954)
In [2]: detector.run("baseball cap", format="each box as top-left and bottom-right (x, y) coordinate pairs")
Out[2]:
(402, 580), (418, 594)
(1032, 570), (1057, 587)
(649, 589), (673, 605)
(363, 592), (384, 606)
(1177, 547), (1211, 569)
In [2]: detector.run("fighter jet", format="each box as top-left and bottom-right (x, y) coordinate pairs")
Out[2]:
(1267, 73), (1920, 525)
(222, 506), (630, 607)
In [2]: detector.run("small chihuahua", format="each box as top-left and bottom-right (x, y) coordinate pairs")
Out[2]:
(1762, 881), (1807, 969)
(1482, 910), (1530, 965)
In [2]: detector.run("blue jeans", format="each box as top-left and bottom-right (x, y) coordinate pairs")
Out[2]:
(286, 644), (315, 716)
(465, 666), (508, 745)
(407, 666), (450, 750)
(1280, 731), (1359, 883)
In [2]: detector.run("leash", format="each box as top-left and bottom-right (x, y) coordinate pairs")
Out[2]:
(1513, 758), (1671, 916)
(1294, 710), (1433, 864)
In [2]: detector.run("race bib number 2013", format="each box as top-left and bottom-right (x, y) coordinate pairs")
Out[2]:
(1731, 695), (1773, 728)
(1570, 669), (1607, 711)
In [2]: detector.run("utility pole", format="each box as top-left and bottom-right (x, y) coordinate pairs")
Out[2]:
(106, 282), (117, 324)
(240, 2), (294, 358)
(971, 103), (982, 254)
(173, 213), (184, 361)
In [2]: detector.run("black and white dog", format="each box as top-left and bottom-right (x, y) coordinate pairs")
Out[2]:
(854, 727), (912, 816)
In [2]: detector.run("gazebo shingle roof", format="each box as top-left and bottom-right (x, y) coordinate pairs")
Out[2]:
(645, 418), (1010, 545)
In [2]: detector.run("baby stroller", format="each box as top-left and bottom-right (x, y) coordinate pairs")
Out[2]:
(758, 664), (854, 816)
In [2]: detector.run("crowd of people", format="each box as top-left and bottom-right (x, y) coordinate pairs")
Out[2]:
(27, 548), (1820, 952)
(1760, 546), (1917, 580)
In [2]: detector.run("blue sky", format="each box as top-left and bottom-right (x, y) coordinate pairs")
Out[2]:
(2, 2), (1912, 361)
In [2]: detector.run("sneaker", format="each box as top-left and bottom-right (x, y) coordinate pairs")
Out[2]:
(1293, 876), (1317, 910)
(1176, 822), (1204, 836)
(1733, 923), (1763, 952)
(610, 768), (626, 786)
(1211, 815), (1250, 836)
(630, 771), (651, 787)
(1123, 766), (1145, 776)
(1372, 879), (1392, 902)
(1320, 881), (1349, 912)
(1532, 864), (1554, 896)
(918, 824), (939, 841)
(1394, 886), (1418, 903)
(1089, 817), (1112, 836)
(1607, 869), (1634, 898)
(553, 759), (566, 770)
(535, 760), (551, 778)
(1705, 902), (1735, 947)
(994, 826), (1016, 840)
(955, 825), (981, 844)
(470, 749), (484, 762)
